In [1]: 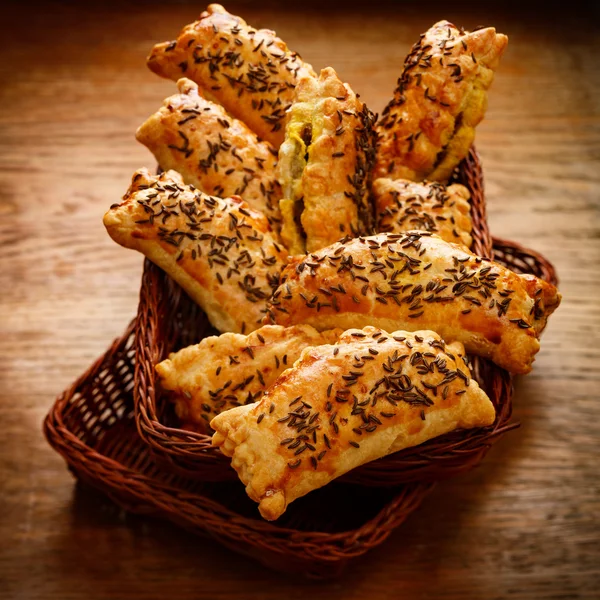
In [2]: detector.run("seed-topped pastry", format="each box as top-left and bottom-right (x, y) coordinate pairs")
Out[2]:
(136, 79), (282, 230)
(156, 324), (341, 433)
(373, 178), (472, 248)
(103, 169), (288, 334)
(375, 21), (508, 182)
(211, 326), (496, 520)
(264, 232), (561, 374)
(278, 67), (377, 255)
(146, 3), (316, 147)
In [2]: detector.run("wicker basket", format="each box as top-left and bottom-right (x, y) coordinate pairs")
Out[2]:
(43, 322), (434, 578)
(43, 144), (559, 577)
(133, 148), (558, 484)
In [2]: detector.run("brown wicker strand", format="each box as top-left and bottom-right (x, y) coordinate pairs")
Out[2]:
(492, 236), (559, 286)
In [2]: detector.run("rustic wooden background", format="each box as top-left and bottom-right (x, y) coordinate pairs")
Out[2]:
(1, 1), (599, 598)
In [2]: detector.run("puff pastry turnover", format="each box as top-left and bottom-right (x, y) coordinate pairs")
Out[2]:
(146, 3), (316, 147)
(103, 168), (287, 334)
(211, 326), (495, 520)
(278, 67), (377, 255)
(136, 78), (282, 229)
(373, 178), (472, 248)
(156, 324), (341, 433)
(265, 232), (561, 374)
(375, 21), (508, 182)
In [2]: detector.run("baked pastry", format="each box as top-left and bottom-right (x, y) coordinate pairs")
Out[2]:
(156, 324), (341, 433)
(103, 168), (287, 334)
(373, 178), (472, 248)
(264, 232), (561, 374)
(375, 21), (508, 182)
(136, 78), (282, 229)
(211, 326), (495, 520)
(278, 67), (377, 255)
(146, 3), (316, 147)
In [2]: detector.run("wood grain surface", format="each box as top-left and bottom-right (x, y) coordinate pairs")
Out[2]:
(1, 1), (599, 598)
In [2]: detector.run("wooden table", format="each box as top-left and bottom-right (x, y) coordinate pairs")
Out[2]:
(1, 1), (598, 598)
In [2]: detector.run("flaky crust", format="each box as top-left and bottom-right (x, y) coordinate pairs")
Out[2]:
(373, 178), (472, 248)
(264, 232), (561, 374)
(278, 67), (377, 254)
(146, 4), (316, 147)
(375, 21), (508, 182)
(211, 326), (495, 520)
(136, 79), (282, 229)
(156, 324), (341, 433)
(103, 169), (288, 334)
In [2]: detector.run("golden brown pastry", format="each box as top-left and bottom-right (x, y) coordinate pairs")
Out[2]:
(375, 21), (508, 182)
(278, 67), (377, 255)
(146, 3), (316, 147)
(264, 232), (561, 374)
(103, 168), (287, 334)
(156, 324), (341, 433)
(136, 78), (282, 229)
(211, 326), (495, 520)
(373, 178), (472, 248)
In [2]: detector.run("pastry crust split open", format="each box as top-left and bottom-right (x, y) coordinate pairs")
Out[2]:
(278, 67), (377, 255)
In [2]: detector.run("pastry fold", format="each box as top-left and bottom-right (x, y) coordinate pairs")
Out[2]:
(136, 78), (282, 229)
(211, 326), (495, 520)
(156, 324), (341, 433)
(265, 232), (560, 374)
(146, 3), (316, 147)
(103, 169), (287, 334)
(375, 21), (508, 182)
(278, 67), (377, 255)
(373, 178), (472, 248)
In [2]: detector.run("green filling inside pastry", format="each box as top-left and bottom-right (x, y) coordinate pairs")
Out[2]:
(280, 117), (314, 254)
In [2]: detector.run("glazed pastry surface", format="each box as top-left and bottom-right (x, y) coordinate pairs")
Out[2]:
(156, 324), (341, 432)
(147, 3), (316, 147)
(212, 326), (495, 520)
(136, 78), (282, 229)
(104, 169), (288, 334)
(375, 21), (507, 182)
(373, 177), (472, 248)
(265, 232), (561, 373)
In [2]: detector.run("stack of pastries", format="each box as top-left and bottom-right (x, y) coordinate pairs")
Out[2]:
(103, 4), (560, 521)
